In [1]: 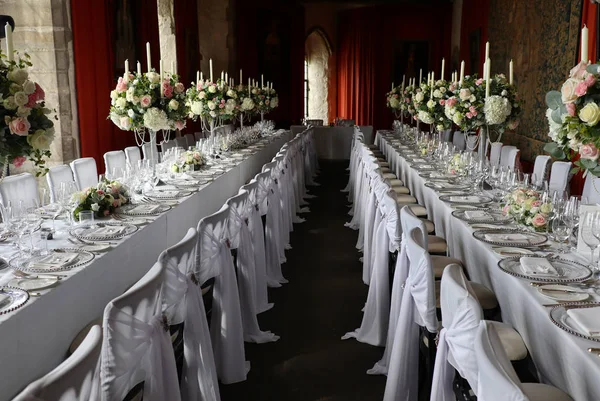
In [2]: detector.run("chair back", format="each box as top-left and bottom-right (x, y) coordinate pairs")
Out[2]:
(184, 133), (196, 148)
(499, 146), (518, 170)
(13, 326), (102, 401)
(254, 171), (271, 216)
(70, 158), (98, 190)
(441, 129), (453, 143)
(0, 173), (39, 207)
(399, 205), (428, 248)
(583, 172), (600, 204)
(46, 165), (74, 202)
(141, 142), (158, 160)
(194, 131), (204, 142)
(103, 150), (126, 177)
(549, 161), (572, 196)
(452, 131), (466, 151)
(175, 136), (187, 149)
(532, 155), (551, 186)
(489, 142), (503, 167)
(161, 140), (177, 153)
(196, 205), (230, 285)
(124, 146), (141, 166)
(225, 191), (249, 250)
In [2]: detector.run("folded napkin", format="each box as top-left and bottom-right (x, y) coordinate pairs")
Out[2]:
(32, 252), (79, 269)
(450, 196), (481, 203)
(567, 307), (600, 337)
(464, 210), (492, 220)
(484, 233), (529, 242)
(436, 182), (459, 189)
(430, 172), (444, 178)
(148, 190), (179, 198)
(91, 225), (127, 236)
(413, 158), (427, 163)
(128, 204), (160, 215)
(519, 257), (559, 277)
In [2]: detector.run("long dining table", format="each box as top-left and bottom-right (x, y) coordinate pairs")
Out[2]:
(375, 130), (600, 401)
(0, 130), (292, 400)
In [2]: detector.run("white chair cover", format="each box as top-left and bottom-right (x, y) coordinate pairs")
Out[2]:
(175, 136), (187, 149)
(226, 192), (279, 344)
(194, 132), (203, 142)
(196, 206), (249, 384)
(161, 140), (177, 153)
(441, 130), (453, 143)
(583, 172), (600, 204)
(489, 142), (503, 167)
(158, 228), (221, 401)
(47, 165), (75, 203)
(240, 180), (272, 313)
(263, 160), (290, 263)
(0, 173), (39, 207)
(142, 142), (158, 160)
(124, 147), (141, 166)
(431, 263), (482, 401)
(475, 321), (526, 401)
(452, 131), (466, 151)
(101, 262), (181, 401)
(103, 151), (126, 177)
(70, 158), (98, 190)
(549, 161), (572, 196)
(184, 133), (196, 148)
(532, 155), (551, 186)
(499, 145), (518, 170)
(13, 326), (101, 401)
(383, 227), (437, 401)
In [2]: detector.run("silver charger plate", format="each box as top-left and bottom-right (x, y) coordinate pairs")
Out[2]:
(12, 248), (95, 273)
(549, 302), (600, 342)
(412, 164), (436, 172)
(452, 209), (513, 224)
(70, 221), (138, 240)
(420, 171), (458, 180)
(117, 203), (171, 217)
(0, 286), (29, 315)
(497, 256), (592, 283)
(424, 181), (470, 191)
(144, 189), (192, 200)
(439, 194), (493, 205)
(473, 228), (547, 247)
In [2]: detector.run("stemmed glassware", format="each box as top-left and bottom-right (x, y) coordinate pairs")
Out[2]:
(582, 211), (600, 271)
(552, 213), (571, 253)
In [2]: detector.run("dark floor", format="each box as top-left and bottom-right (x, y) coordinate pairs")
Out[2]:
(219, 160), (386, 401)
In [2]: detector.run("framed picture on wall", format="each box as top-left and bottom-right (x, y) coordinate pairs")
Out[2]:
(392, 41), (429, 85)
(469, 28), (481, 76)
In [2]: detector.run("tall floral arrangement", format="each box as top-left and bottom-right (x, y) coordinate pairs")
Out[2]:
(483, 73), (521, 140)
(236, 84), (255, 114)
(444, 75), (486, 132)
(252, 86), (277, 115)
(386, 85), (402, 116)
(413, 82), (435, 125)
(1, 51), (54, 176)
(403, 84), (416, 116)
(428, 79), (453, 131)
(186, 79), (235, 123)
(109, 70), (187, 132)
(544, 60), (600, 177)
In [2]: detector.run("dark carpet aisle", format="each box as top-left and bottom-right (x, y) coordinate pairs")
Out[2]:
(220, 160), (386, 401)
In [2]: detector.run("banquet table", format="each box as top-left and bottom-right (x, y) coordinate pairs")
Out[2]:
(0, 130), (292, 400)
(375, 130), (600, 401)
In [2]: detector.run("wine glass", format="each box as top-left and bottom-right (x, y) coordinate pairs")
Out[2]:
(552, 214), (571, 253)
(582, 212), (600, 270)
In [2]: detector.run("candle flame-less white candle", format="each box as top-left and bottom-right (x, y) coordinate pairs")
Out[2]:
(137, 61), (141, 75)
(485, 41), (490, 62)
(509, 59), (513, 85)
(248, 78), (251, 96)
(209, 59), (213, 82)
(5, 23), (14, 62)
(582, 25), (589, 63)
(225, 72), (228, 83)
(146, 42), (151, 72)
(261, 74), (264, 88)
(441, 58), (445, 81)
(160, 59), (164, 97)
(459, 60), (465, 86)
(171, 60), (175, 75)
(124, 59), (129, 81)
(196, 71), (200, 85)
(240, 69), (242, 84)
(430, 71), (434, 97)
(419, 69), (422, 84)
(485, 58), (491, 98)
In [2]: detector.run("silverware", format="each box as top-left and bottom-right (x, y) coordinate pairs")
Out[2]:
(13, 270), (65, 280)
(588, 347), (600, 356)
(68, 237), (117, 246)
(28, 291), (42, 297)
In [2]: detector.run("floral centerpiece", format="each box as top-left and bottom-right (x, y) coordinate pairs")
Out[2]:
(483, 73), (521, 141)
(448, 153), (466, 175)
(109, 70), (187, 133)
(186, 79), (236, 134)
(386, 85), (402, 117)
(413, 82), (435, 125)
(502, 188), (552, 232)
(171, 149), (206, 173)
(238, 84), (256, 114)
(1, 51), (55, 176)
(72, 179), (129, 219)
(403, 84), (416, 116)
(428, 79), (453, 132)
(444, 75), (486, 132)
(252, 86), (277, 119)
(544, 60), (600, 177)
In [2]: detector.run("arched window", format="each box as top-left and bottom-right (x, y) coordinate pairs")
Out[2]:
(305, 28), (332, 123)
(304, 59), (309, 117)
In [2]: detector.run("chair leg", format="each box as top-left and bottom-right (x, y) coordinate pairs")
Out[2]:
(418, 327), (437, 401)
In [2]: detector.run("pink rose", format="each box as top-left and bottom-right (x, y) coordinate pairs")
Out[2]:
(449, 83), (457, 92)
(439, 99), (445, 105)
(197, 82), (203, 90)
(469, 105), (477, 114)
(163, 86), (173, 98)
(532, 214), (547, 227)
(140, 95), (152, 108)
(508, 120), (519, 130)
(566, 103), (576, 117)
(585, 74), (596, 87)
(26, 93), (37, 108)
(575, 81), (589, 97)
(561, 78), (580, 103)
(580, 143), (600, 161)
(446, 97), (457, 108)
(570, 60), (589, 80)
(175, 120), (185, 130)
(475, 78), (484, 86)
(405, 98), (410, 103)
(116, 77), (127, 93)
(97, 190), (104, 195)
(532, 200), (542, 207)
(466, 112), (473, 119)
(34, 83), (45, 101)
(219, 103), (225, 108)
(104, 210), (110, 216)
(8, 117), (31, 136)
(12, 156), (26, 168)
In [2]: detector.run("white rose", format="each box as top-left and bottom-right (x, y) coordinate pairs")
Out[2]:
(91, 203), (100, 212)
(168, 99), (179, 111)
(110, 90), (119, 101)
(440, 87), (447, 93)
(207, 101), (216, 110)
(459, 89), (471, 101)
(191, 101), (202, 115)
(241, 98), (255, 111)
(3, 96), (17, 110)
(501, 90), (508, 96)
(226, 89), (236, 97)
(415, 92), (424, 103)
(16, 106), (31, 117)
(208, 85), (217, 93)
(426, 99), (435, 109)
(126, 87), (135, 102)
(146, 72), (160, 83)
(417, 110), (434, 124)
(199, 91), (206, 99)
(209, 111), (217, 118)
(22, 80), (36, 95)
(127, 109), (135, 118)
(27, 128), (54, 150)
(452, 112), (464, 125)
(14, 91), (28, 107)
(119, 116), (132, 130)
(469, 95), (476, 102)
(579, 102), (600, 126)
(8, 69), (28, 85)
(433, 89), (441, 98)
(115, 98), (127, 109)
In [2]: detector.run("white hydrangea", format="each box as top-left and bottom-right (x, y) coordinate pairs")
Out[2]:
(190, 101), (203, 115)
(417, 110), (434, 124)
(484, 95), (512, 125)
(389, 97), (400, 109)
(546, 108), (563, 141)
(142, 107), (169, 131)
(426, 99), (435, 109)
(415, 92), (425, 103)
(241, 97), (255, 111)
(225, 98), (236, 113)
(270, 97), (278, 108)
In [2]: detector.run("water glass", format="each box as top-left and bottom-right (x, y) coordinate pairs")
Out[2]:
(78, 210), (95, 228)
(582, 212), (600, 270)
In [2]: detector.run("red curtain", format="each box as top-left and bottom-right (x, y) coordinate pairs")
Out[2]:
(71, 0), (159, 171)
(459, 0), (490, 77)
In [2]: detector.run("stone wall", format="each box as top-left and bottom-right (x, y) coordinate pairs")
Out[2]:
(306, 30), (329, 122)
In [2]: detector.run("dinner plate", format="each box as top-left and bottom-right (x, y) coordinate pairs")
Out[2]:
(537, 284), (590, 302)
(0, 287), (29, 315)
(70, 221), (138, 240)
(549, 302), (600, 342)
(491, 247), (535, 257)
(440, 194), (493, 205)
(474, 228), (548, 247)
(452, 209), (513, 224)
(424, 181), (470, 191)
(117, 203), (171, 217)
(12, 249), (95, 273)
(8, 276), (59, 291)
(497, 256), (592, 283)
(144, 189), (192, 199)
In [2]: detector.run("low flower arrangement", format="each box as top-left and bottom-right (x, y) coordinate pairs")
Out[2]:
(484, 73), (521, 140)
(386, 86), (402, 116)
(254, 120), (275, 135)
(171, 149), (206, 173)
(545, 60), (600, 177)
(109, 71), (187, 132)
(186, 79), (234, 123)
(72, 179), (129, 219)
(444, 75), (486, 132)
(1, 51), (55, 175)
(502, 188), (552, 232)
(448, 153), (466, 175)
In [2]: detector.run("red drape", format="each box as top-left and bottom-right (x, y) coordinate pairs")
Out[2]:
(71, 0), (159, 171)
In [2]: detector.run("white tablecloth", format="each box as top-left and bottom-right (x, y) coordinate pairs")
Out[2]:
(376, 131), (600, 401)
(0, 131), (291, 400)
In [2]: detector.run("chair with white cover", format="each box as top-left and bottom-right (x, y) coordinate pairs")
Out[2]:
(225, 192), (279, 343)
(12, 326), (101, 401)
(46, 165), (74, 202)
(184, 133), (196, 148)
(263, 159), (291, 261)
(453, 131), (466, 151)
(161, 139), (177, 153)
(175, 136), (187, 149)
(549, 161), (572, 196)
(532, 155), (551, 187)
(0, 172), (39, 207)
(431, 264), (528, 401)
(103, 150), (126, 178)
(239, 179), (272, 313)
(583, 172), (600, 204)
(101, 261), (182, 401)
(142, 141), (159, 160)
(500, 145), (519, 170)
(441, 130), (453, 143)
(124, 146), (141, 166)
(158, 228), (221, 401)
(489, 142), (503, 167)
(194, 132), (204, 142)
(70, 158), (98, 190)
(474, 321), (573, 401)
(196, 206), (249, 384)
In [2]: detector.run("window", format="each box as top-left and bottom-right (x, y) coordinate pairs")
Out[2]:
(304, 59), (309, 117)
